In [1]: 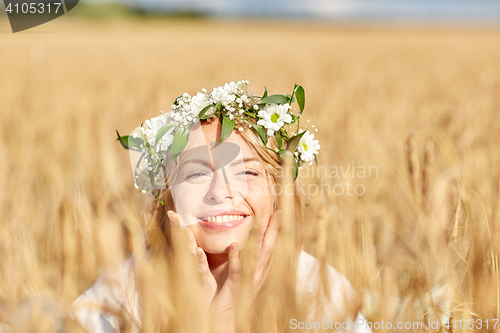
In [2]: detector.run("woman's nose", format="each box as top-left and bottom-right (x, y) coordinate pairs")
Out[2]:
(205, 169), (233, 203)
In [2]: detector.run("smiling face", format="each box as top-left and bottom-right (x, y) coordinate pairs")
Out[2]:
(168, 120), (274, 254)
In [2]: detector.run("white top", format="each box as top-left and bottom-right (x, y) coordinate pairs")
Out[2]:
(70, 251), (372, 333)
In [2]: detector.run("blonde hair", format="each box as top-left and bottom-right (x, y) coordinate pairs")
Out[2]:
(142, 118), (306, 332)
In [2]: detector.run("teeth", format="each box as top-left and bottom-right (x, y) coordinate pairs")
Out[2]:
(204, 215), (245, 223)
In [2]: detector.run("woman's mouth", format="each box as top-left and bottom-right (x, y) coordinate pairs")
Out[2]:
(204, 215), (245, 223)
(197, 211), (249, 230)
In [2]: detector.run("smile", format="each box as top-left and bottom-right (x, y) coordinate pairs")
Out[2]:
(197, 210), (250, 230)
(203, 215), (245, 223)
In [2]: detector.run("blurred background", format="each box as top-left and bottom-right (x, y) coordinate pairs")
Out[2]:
(1, 1), (500, 332)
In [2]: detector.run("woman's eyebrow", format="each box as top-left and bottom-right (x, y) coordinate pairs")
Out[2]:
(229, 157), (259, 166)
(181, 157), (259, 169)
(180, 159), (212, 168)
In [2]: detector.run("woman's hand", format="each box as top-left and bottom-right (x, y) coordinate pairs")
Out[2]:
(167, 211), (218, 311)
(167, 210), (282, 333)
(253, 210), (282, 288)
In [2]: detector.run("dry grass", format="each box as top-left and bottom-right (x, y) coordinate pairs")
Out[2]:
(1, 16), (500, 332)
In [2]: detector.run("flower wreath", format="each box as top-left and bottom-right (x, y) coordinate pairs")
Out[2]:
(116, 80), (320, 204)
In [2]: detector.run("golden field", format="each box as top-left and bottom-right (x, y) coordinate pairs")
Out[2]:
(0, 16), (500, 332)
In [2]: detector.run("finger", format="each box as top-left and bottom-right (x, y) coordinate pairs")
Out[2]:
(167, 210), (180, 227)
(261, 210), (282, 254)
(183, 225), (198, 250)
(168, 210), (198, 252)
(254, 221), (268, 259)
(225, 243), (241, 294)
(196, 247), (217, 286)
(195, 247), (217, 309)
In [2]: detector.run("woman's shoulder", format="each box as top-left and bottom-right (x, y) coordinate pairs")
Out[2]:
(70, 259), (140, 333)
(71, 252), (370, 333)
(296, 250), (356, 300)
(296, 250), (372, 333)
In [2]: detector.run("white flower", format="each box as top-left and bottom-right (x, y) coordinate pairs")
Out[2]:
(211, 86), (236, 106)
(224, 81), (238, 94)
(144, 115), (167, 143)
(157, 127), (175, 152)
(297, 130), (320, 162)
(144, 115), (175, 152)
(190, 92), (212, 117)
(203, 105), (217, 118)
(256, 103), (292, 136)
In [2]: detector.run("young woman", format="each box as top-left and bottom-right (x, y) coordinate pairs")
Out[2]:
(71, 80), (372, 333)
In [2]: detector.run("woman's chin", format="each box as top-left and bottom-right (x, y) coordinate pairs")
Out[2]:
(194, 225), (253, 254)
(203, 244), (236, 254)
(200, 238), (248, 255)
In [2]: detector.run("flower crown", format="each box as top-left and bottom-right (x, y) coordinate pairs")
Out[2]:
(116, 80), (320, 204)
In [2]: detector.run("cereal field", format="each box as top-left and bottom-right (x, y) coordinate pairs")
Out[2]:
(1, 16), (500, 332)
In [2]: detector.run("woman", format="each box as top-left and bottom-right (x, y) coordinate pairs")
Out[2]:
(71, 80), (371, 333)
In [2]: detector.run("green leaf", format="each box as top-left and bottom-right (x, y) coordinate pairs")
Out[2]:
(275, 131), (283, 150)
(278, 149), (289, 160)
(279, 149), (299, 179)
(290, 114), (297, 123)
(173, 95), (183, 105)
(257, 94), (289, 105)
(149, 169), (156, 192)
(294, 85), (305, 113)
(199, 104), (216, 119)
(262, 86), (268, 99)
(154, 123), (176, 149)
(286, 130), (307, 153)
(116, 130), (143, 151)
(170, 127), (189, 163)
(293, 155), (299, 179)
(219, 115), (235, 143)
(284, 93), (296, 103)
(281, 149), (298, 177)
(251, 123), (268, 145)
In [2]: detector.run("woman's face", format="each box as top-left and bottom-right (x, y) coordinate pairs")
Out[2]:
(169, 120), (274, 254)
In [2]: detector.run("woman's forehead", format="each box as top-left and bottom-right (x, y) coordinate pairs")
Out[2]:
(183, 121), (254, 157)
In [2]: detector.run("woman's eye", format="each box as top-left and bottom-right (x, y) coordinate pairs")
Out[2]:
(186, 172), (208, 179)
(239, 170), (259, 177)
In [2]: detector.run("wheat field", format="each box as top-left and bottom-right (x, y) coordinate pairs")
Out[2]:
(1, 16), (500, 332)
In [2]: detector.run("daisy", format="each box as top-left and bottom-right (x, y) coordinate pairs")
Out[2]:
(257, 103), (292, 136)
(297, 130), (320, 162)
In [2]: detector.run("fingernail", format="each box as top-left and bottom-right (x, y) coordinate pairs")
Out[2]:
(232, 243), (238, 251)
(167, 211), (174, 220)
(260, 223), (267, 235)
